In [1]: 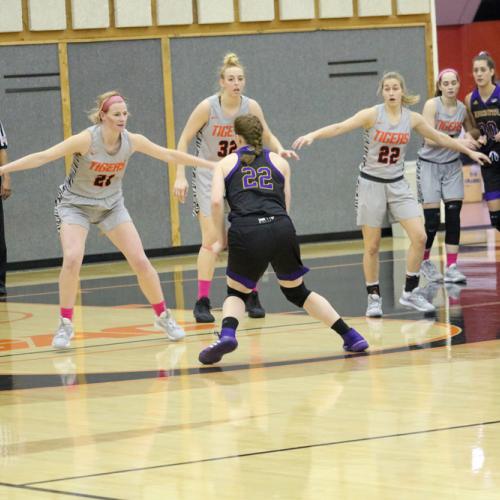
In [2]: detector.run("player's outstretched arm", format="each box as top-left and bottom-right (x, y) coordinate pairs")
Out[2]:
(292, 107), (376, 150)
(0, 131), (90, 176)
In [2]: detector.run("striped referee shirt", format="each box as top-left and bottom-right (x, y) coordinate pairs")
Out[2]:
(0, 120), (7, 150)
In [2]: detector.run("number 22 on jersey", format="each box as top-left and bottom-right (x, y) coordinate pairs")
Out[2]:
(241, 166), (273, 190)
(378, 146), (400, 164)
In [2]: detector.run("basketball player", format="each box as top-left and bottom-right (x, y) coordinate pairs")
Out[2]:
(465, 51), (500, 232)
(173, 53), (298, 323)
(417, 69), (479, 284)
(293, 72), (490, 318)
(198, 114), (368, 365)
(0, 91), (216, 349)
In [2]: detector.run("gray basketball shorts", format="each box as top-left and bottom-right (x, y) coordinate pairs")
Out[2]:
(192, 167), (214, 217)
(54, 191), (132, 233)
(416, 158), (464, 204)
(355, 176), (422, 227)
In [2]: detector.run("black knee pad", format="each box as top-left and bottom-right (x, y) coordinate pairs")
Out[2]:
(280, 283), (311, 308)
(227, 286), (250, 303)
(490, 210), (500, 232)
(423, 208), (441, 234)
(444, 201), (462, 246)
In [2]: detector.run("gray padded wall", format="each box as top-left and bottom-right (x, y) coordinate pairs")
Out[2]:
(171, 27), (427, 242)
(0, 44), (65, 262)
(68, 39), (170, 255)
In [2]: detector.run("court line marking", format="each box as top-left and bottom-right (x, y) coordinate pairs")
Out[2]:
(4, 239), (498, 292)
(0, 251), (418, 299)
(21, 419), (500, 487)
(0, 305), (469, 361)
(0, 330), (465, 391)
(0, 482), (119, 499)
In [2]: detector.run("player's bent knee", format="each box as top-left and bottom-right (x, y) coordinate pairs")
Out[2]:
(424, 208), (441, 234)
(227, 286), (250, 303)
(444, 201), (462, 245)
(280, 283), (311, 308)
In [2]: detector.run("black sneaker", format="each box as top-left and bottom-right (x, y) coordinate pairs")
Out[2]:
(245, 291), (266, 318)
(193, 297), (215, 323)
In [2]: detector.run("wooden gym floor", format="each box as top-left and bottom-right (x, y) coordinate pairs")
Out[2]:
(0, 227), (499, 499)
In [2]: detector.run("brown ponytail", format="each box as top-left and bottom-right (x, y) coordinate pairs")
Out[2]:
(234, 114), (263, 164)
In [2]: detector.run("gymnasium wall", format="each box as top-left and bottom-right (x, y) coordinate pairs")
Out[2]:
(0, 0), (433, 265)
(437, 20), (500, 101)
(171, 28), (428, 244)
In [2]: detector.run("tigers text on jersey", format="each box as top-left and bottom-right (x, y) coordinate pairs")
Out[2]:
(195, 95), (250, 161)
(360, 104), (411, 180)
(61, 125), (132, 200)
(470, 84), (500, 155)
(418, 97), (466, 164)
(224, 146), (287, 221)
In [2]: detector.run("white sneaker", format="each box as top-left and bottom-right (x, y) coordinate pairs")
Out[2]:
(155, 310), (185, 341)
(444, 264), (466, 283)
(420, 260), (443, 282)
(366, 294), (383, 317)
(52, 317), (74, 349)
(399, 288), (436, 313)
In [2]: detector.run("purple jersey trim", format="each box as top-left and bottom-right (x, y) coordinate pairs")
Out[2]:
(225, 151), (243, 183)
(226, 268), (256, 289)
(276, 265), (310, 282)
(472, 84), (500, 107)
(484, 190), (500, 201)
(264, 150), (285, 182)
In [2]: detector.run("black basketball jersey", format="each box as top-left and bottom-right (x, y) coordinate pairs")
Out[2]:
(225, 146), (287, 221)
(470, 84), (500, 157)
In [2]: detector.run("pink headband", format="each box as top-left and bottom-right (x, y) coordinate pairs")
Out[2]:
(437, 68), (458, 82)
(101, 95), (125, 112)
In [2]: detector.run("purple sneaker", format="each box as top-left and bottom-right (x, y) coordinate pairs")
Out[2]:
(199, 335), (238, 365)
(342, 328), (369, 353)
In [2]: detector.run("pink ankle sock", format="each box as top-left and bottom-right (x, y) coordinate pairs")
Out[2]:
(252, 287), (258, 292)
(447, 253), (458, 267)
(423, 249), (431, 261)
(198, 280), (212, 299)
(152, 301), (166, 317)
(60, 308), (73, 321)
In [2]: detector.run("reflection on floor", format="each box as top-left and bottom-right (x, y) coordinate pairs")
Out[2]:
(0, 228), (499, 499)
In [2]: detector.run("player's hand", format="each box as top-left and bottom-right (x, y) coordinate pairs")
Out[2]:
(494, 131), (500, 142)
(478, 135), (488, 146)
(1, 186), (12, 200)
(279, 149), (300, 160)
(461, 134), (480, 150)
(173, 177), (188, 203)
(469, 151), (491, 166)
(292, 134), (314, 150)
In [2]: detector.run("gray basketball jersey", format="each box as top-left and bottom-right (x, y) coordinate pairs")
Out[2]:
(195, 94), (250, 161)
(360, 104), (411, 179)
(418, 97), (466, 163)
(60, 125), (132, 200)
